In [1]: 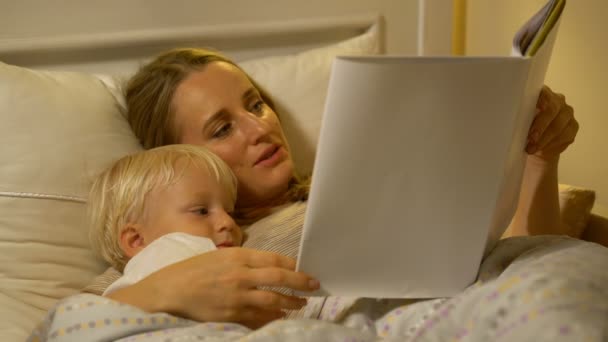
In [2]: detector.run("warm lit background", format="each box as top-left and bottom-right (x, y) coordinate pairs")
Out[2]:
(462, 0), (607, 216)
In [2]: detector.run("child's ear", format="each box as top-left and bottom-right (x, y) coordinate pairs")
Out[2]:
(120, 223), (146, 259)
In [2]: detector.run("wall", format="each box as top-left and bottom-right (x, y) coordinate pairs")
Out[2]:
(467, 0), (608, 215)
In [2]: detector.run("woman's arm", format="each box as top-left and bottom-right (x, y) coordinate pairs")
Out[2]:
(508, 86), (578, 237)
(509, 155), (566, 236)
(106, 247), (319, 329)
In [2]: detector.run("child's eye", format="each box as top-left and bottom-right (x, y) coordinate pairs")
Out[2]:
(195, 207), (209, 215)
(212, 123), (232, 139)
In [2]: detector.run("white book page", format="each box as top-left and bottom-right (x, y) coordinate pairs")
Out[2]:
(297, 56), (531, 297)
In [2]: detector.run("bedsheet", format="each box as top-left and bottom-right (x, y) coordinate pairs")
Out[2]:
(29, 236), (608, 341)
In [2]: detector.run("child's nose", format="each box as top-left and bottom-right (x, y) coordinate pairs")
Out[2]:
(216, 210), (238, 233)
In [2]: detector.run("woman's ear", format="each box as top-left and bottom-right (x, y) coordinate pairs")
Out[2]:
(120, 223), (146, 259)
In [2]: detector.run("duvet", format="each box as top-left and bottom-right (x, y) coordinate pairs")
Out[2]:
(29, 236), (608, 342)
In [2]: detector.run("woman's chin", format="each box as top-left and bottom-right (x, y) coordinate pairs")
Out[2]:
(236, 157), (294, 205)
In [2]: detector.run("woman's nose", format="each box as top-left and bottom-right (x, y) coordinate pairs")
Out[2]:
(240, 111), (272, 144)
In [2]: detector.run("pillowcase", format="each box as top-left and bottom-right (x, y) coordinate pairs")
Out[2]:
(0, 64), (143, 341)
(0, 27), (382, 341)
(502, 183), (596, 240)
(557, 183), (596, 238)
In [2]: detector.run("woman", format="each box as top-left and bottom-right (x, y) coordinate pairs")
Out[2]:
(104, 48), (578, 328)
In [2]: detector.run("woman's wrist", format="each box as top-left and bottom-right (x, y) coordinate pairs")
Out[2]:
(106, 279), (174, 314)
(526, 153), (560, 170)
(509, 154), (562, 236)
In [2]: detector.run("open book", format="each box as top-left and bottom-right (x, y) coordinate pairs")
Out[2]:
(296, 0), (566, 297)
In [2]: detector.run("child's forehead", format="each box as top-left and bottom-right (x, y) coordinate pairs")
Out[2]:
(147, 161), (214, 196)
(169, 157), (216, 181)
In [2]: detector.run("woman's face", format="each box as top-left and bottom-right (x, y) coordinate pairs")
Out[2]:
(172, 62), (294, 207)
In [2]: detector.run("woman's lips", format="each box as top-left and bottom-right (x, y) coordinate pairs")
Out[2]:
(255, 145), (284, 167)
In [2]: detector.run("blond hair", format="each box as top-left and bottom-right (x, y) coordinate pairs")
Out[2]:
(125, 48), (309, 219)
(88, 144), (237, 271)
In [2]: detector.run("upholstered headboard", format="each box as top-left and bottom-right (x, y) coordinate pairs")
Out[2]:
(0, 0), (459, 74)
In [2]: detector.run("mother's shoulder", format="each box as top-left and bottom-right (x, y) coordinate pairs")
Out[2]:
(242, 201), (307, 258)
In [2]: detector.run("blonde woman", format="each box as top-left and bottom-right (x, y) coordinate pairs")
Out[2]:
(96, 48), (577, 328)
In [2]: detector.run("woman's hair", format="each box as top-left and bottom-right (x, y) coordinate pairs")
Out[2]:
(88, 144), (238, 271)
(125, 48), (309, 217)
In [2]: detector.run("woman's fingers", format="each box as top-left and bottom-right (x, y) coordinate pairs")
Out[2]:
(536, 120), (579, 157)
(217, 248), (319, 291)
(200, 248), (320, 292)
(526, 85), (578, 158)
(221, 247), (297, 270)
(528, 86), (562, 141)
(242, 267), (320, 292)
(530, 104), (574, 152)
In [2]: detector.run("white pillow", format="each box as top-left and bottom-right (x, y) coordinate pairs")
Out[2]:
(502, 183), (596, 240)
(0, 64), (143, 341)
(0, 28), (381, 340)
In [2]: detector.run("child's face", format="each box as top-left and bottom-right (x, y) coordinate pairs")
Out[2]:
(139, 162), (242, 249)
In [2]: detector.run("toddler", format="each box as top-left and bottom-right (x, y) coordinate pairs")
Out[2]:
(88, 144), (242, 295)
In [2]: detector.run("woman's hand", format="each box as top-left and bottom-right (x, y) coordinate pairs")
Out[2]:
(509, 85), (578, 237)
(525, 85), (578, 161)
(106, 247), (319, 329)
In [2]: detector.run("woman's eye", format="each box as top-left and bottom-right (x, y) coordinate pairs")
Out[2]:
(212, 123), (232, 138)
(250, 100), (265, 114)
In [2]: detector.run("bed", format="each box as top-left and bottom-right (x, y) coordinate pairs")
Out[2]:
(1, 1), (607, 341)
